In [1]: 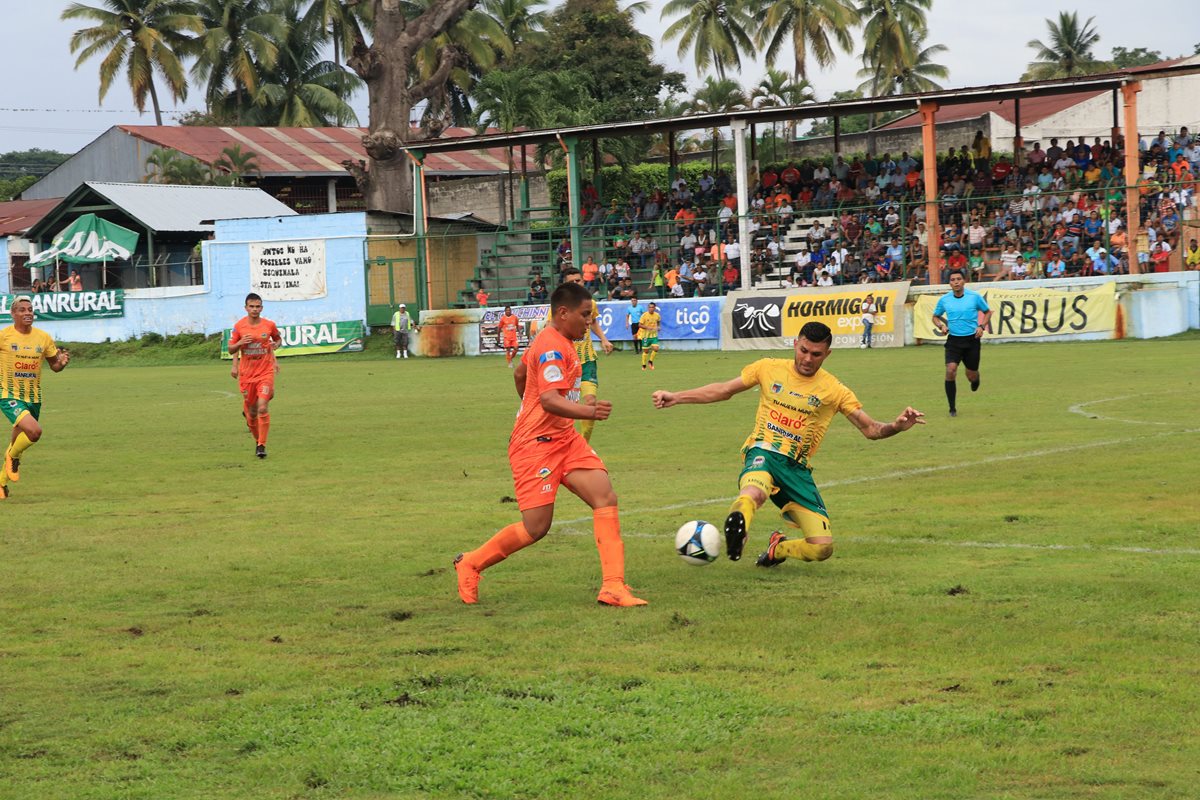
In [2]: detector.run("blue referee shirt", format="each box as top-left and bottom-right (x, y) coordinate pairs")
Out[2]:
(933, 289), (990, 336)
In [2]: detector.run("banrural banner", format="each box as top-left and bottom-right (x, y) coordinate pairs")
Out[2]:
(912, 282), (1117, 340)
(221, 320), (364, 359)
(0, 290), (125, 320)
(248, 239), (327, 300)
(722, 283), (910, 350)
(595, 297), (721, 341)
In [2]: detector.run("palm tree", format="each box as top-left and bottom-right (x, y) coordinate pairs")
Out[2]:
(480, 0), (547, 56)
(1023, 11), (1106, 80)
(472, 67), (540, 216)
(690, 77), (749, 168)
(857, 31), (947, 96)
(756, 0), (858, 82)
(212, 144), (262, 185)
(857, 0), (932, 90)
(247, 0), (361, 126)
(304, 0), (373, 67)
(752, 67), (815, 144)
(661, 0), (756, 80)
(63, 0), (200, 125)
(189, 0), (287, 122)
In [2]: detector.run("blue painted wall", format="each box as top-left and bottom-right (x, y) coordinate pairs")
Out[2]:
(29, 212), (369, 343)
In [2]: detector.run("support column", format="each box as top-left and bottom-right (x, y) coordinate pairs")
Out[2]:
(833, 116), (841, 155)
(920, 102), (942, 283)
(591, 138), (603, 203)
(731, 119), (753, 290)
(410, 150), (431, 309)
(1111, 88), (1121, 145)
(667, 131), (677, 187)
(562, 135), (583, 270)
(327, 178), (338, 212)
(519, 144), (530, 218)
(1121, 82), (1142, 274)
(1012, 99), (1023, 168)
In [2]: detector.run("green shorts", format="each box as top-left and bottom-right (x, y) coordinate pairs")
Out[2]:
(642, 336), (659, 347)
(580, 359), (598, 386)
(739, 447), (828, 517)
(2, 398), (40, 425)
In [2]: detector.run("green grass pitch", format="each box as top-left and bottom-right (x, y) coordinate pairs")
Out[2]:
(1, 333), (1197, 799)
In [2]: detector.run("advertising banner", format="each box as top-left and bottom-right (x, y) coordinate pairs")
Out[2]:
(249, 239), (327, 300)
(912, 282), (1117, 340)
(221, 320), (364, 358)
(0, 290), (125, 320)
(595, 298), (721, 341)
(722, 283), (910, 350)
(27, 213), (139, 267)
(478, 304), (550, 354)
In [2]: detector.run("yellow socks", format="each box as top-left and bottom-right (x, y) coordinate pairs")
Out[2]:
(729, 494), (757, 527)
(7, 431), (35, 461)
(776, 502), (834, 561)
(578, 382), (598, 442)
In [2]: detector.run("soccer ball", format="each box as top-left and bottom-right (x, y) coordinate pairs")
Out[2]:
(859, 343), (867, 349)
(675, 520), (721, 565)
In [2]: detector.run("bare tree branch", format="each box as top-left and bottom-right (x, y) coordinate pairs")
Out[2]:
(410, 46), (459, 104)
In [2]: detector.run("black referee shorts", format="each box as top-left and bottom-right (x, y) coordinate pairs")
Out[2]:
(944, 334), (981, 370)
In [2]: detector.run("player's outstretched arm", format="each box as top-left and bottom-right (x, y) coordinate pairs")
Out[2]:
(49, 349), (70, 372)
(847, 407), (926, 440)
(591, 319), (613, 354)
(653, 377), (749, 409)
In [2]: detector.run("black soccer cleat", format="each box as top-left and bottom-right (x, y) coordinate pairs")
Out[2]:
(724, 510), (747, 561)
(949, 409), (958, 417)
(756, 531), (789, 568)
(255, 444), (267, 459)
(970, 377), (980, 392)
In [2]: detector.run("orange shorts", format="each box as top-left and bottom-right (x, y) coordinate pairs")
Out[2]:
(240, 378), (274, 401)
(503, 334), (518, 348)
(509, 433), (606, 510)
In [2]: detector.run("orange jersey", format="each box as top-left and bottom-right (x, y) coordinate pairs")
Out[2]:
(231, 317), (280, 381)
(510, 325), (581, 447)
(499, 314), (520, 337)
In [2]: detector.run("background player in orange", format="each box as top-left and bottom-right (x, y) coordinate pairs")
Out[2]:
(228, 293), (281, 459)
(498, 305), (520, 367)
(454, 282), (646, 608)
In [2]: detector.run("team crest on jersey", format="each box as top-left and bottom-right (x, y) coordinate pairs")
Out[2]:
(537, 467), (552, 479)
(539, 350), (563, 364)
(770, 382), (783, 393)
(9, 344), (17, 351)
(543, 364), (564, 382)
(751, 456), (765, 467)
(34, 347), (42, 354)
(807, 395), (822, 408)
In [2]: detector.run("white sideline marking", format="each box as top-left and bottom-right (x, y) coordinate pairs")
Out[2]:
(558, 425), (1199, 526)
(1067, 395), (1174, 426)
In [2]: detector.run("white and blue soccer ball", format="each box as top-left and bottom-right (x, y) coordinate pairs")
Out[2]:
(675, 520), (720, 565)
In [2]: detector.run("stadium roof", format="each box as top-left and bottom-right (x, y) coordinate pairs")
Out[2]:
(0, 198), (61, 237)
(401, 60), (1200, 155)
(117, 125), (541, 177)
(28, 182), (296, 241)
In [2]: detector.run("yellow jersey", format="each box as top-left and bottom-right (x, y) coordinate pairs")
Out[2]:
(637, 311), (660, 338)
(739, 359), (862, 467)
(544, 298), (598, 363)
(0, 325), (59, 403)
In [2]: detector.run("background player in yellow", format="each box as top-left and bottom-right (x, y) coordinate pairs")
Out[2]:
(0, 297), (71, 500)
(638, 302), (661, 370)
(551, 267), (613, 441)
(652, 321), (924, 566)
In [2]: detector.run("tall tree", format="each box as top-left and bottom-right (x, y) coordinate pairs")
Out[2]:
(755, 0), (858, 82)
(857, 30), (947, 95)
(346, 0), (479, 212)
(189, 0), (286, 120)
(1110, 46), (1161, 69)
(660, 0), (756, 80)
(856, 0), (932, 92)
(689, 76), (748, 168)
(249, 0), (361, 126)
(751, 68), (815, 107)
(304, 0), (374, 67)
(480, 0), (547, 56)
(63, 0), (199, 125)
(1023, 11), (1105, 80)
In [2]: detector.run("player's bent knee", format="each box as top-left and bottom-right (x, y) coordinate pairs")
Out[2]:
(806, 540), (834, 561)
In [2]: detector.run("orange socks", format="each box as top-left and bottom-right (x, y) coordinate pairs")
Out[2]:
(593, 506), (626, 585)
(256, 414), (270, 446)
(465, 522), (535, 571)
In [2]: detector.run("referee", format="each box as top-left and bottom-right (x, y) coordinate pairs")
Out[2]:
(931, 269), (992, 417)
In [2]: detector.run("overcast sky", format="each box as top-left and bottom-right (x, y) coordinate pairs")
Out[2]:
(1, 1), (1196, 161)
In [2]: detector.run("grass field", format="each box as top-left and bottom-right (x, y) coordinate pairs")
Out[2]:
(2, 333), (1198, 799)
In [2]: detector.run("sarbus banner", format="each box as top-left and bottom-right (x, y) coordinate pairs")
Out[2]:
(221, 320), (364, 358)
(0, 290), (125, 320)
(912, 282), (1117, 340)
(722, 283), (910, 350)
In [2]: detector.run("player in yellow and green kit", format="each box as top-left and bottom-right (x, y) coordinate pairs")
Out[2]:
(652, 321), (924, 566)
(552, 267), (613, 441)
(0, 296), (71, 501)
(638, 302), (661, 370)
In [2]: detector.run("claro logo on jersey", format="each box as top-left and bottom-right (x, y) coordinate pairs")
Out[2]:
(768, 408), (807, 430)
(14, 361), (39, 371)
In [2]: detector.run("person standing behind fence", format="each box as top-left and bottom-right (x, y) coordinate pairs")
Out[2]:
(860, 294), (877, 349)
(391, 303), (418, 360)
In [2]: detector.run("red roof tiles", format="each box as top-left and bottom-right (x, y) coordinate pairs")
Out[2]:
(0, 198), (62, 237)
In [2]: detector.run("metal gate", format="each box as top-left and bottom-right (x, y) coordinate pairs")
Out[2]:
(365, 255), (421, 326)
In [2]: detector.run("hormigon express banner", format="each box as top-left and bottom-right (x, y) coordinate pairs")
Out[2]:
(723, 283), (911, 350)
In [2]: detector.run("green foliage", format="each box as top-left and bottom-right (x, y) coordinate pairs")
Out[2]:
(1023, 11), (1107, 80)
(0, 175), (39, 202)
(2, 338), (1200, 797)
(1110, 46), (1162, 68)
(512, 0), (685, 123)
(546, 160), (714, 205)
(144, 145), (261, 187)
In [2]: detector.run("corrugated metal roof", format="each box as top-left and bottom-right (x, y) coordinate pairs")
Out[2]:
(0, 198), (61, 237)
(116, 125), (539, 177)
(878, 89), (1107, 131)
(84, 182), (297, 232)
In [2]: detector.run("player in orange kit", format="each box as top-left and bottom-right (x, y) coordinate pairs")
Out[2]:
(229, 293), (281, 459)
(454, 281), (647, 607)
(498, 305), (520, 367)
